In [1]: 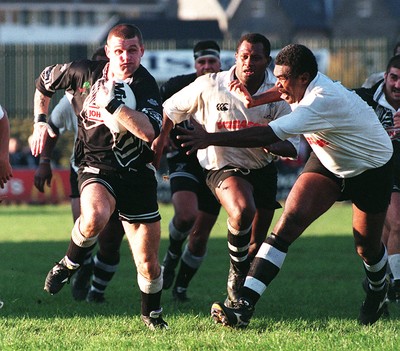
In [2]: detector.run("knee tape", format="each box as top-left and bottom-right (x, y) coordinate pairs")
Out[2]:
(71, 219), (98, 248)
(137, 271), (163, 294)
(227, 219), (252, 236)
(181, 244), (206, 269)
(169, 220), (191, 241)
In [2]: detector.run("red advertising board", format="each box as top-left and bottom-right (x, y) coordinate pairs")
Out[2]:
(0, 169), (71, 204)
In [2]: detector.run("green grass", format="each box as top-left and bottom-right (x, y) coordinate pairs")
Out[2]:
(0, 203), (399, 350)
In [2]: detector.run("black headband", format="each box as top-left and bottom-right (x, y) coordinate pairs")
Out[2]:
(194, 49), (220, 60)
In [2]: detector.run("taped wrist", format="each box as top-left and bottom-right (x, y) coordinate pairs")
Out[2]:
(39, 157), (51, 164)
(34, 113), (47, 123)
(105, 98), (124, 114)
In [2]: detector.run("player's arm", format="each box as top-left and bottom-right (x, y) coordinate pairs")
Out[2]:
(113, 106), (156, 142)
(33, 121), (60, 193)
(177, 118), (281, 155)
(0, 107), (13, 189)
(97, 81), (157, 142)
(229, 80), (282, 108)
(265, 140), (297, 158)
(31, 90), (56, 157)
(151, 112), (174, 169)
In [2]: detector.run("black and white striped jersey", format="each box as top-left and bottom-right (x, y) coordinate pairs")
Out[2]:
(36, 60), (162, 171)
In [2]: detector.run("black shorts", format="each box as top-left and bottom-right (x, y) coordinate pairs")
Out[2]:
(78, 165), (161, 223)
(69, 165), (80, 199)
(205, 163), (281, 210)
(167, 154), (221, 216)
(302, 152), (394, 213)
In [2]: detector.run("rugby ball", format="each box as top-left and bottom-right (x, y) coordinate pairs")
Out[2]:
(101, 80), (136, 133)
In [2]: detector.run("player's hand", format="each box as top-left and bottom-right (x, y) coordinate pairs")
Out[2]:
(394, 111), (400, 128)
(0, 157), (12, 189)
(96, 80), (115, 108)
(151, 134), (169, 169)
(96, 80), (124, 114)
(229, 79), (253, 108)
(34, 163), (52, 193)
(384, 112), (400, 140)
(176, 117), (210, 155)
(30, 122), (56, 157)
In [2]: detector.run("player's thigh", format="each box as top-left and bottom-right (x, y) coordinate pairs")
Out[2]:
(273, 172), (340, 243)
(171, 190), (198, 221)
(216, 176), (255, 216)
(80, 182), (115, 227)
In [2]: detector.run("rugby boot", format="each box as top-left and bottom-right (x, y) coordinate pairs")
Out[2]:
(359, 278), (388, 325)
(141, 308), (169, 330)
(211, 298), (254, 328)
(44, 258), (78, 295)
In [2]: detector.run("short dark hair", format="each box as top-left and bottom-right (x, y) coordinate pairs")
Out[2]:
(386, 54), (400, 73)
(107, 24), (143, 45)
(275, 44), (318, 80)
(236, 33), (271, 57)
(393, 42), (400, 56)
(91, 47), (107, 61)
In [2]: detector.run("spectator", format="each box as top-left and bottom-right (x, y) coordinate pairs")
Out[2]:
(9, 136), (36, 168)
(362, 42), (400, 88)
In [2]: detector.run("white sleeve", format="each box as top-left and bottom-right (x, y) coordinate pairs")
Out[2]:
(270, 101), (301, 156)
(49, 95), (76, 134)
(162, 76), (208, 125)
(270, 104), (334, 141)
(0, 104), (4, 120)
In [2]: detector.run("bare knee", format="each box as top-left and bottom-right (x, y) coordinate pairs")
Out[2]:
(228, 205), (255, 230)
(80, 208), (110, 236)
(355, 242), (383, 263)
(136, 257), (161, 280)
(173, 210), (197, 231)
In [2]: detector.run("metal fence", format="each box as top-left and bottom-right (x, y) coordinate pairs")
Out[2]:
(0, 37), (390, 120)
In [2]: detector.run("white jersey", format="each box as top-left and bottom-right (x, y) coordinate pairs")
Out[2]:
(49, 94), (78, 171)
(163, 66), (298, 170)
(0, 104), (4, 119)
(269, 72), (393, 178)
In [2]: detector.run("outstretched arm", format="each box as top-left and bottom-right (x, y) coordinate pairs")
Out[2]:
(229, 80), (282, 108)
(265, 140), (297, 158)
(177, 118), (281, 155)
(151, 112), (174, 169)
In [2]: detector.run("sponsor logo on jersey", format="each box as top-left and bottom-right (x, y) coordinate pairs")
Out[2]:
(216, 102), (229, 111)
(305, 136), (329, 147)
(79, 81), (91, 96)
(216, 120), (264, 130)
(86, 105), (103, 123)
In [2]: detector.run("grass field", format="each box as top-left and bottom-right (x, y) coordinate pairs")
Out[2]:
(0, 202), (399, 350)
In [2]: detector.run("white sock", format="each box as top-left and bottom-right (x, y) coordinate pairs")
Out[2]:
(388, 254), (400, 280)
